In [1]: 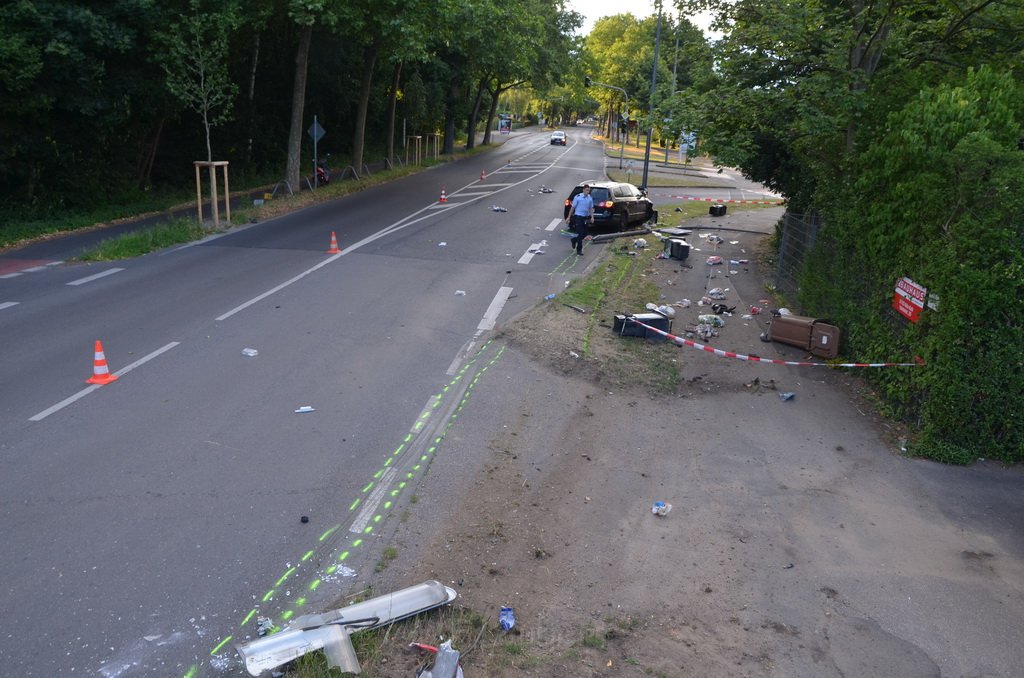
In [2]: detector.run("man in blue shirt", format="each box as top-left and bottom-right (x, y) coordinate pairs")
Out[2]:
(566, 184), (594, 255)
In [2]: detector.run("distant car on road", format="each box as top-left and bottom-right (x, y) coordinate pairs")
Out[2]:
(550, 131), (567, 145)
(563, 180), (656, 231)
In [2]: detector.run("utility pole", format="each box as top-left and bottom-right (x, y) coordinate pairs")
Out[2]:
(641, 1), (662, 191)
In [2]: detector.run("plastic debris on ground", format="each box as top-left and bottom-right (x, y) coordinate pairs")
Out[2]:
(779, 392), (796, 401)
(750, 305), (762, 315)
(256, 616), (275, 637)
(679, 299), (692, 308)
(710, 303), (735, 315)
(491, 205), (508, 212)
(706, 234), (725, 244)
(698, 314), (725, 327)
(691, 323), (718, 340)
(646, 302), (676, 319)
(632, 238), (648, 249)
(539, 185), (554, 194)
(438, 241), (447, 247)
(499, 606), (516, 631)
(707, 287), (728, 300)
(706, 255), (723, 265)
(544, 293), (556, 300)
(294, 406), (315, 413)
(652, 501), (672, 516)
(241, 348), (259, 357)
(415, 639), (463, 678)
(455, 290), (467, 296)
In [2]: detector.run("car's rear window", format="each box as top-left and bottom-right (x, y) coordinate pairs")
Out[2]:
(591, 188), (611, 202)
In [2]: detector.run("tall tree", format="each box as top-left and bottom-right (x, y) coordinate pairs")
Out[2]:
(158, 0), (241, 162)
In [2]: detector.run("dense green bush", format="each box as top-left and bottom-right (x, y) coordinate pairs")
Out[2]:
(803, 67), (1024, 463)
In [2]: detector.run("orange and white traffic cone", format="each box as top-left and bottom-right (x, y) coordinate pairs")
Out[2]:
(439, 187), (448, 203)
(86, 340), (118, 385)
(480, 170), (486, 181)
(326, 231), (341, 254)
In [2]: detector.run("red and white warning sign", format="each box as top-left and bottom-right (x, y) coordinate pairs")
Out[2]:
(893, 276), (927, 323)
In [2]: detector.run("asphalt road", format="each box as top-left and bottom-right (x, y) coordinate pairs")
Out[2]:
(0, 127), (614, 676)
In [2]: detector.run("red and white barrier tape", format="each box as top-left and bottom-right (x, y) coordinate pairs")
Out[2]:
(627, 318), (924, 368)
(666, 195), (784, 205)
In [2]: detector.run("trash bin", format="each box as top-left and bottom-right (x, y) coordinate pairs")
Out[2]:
(613, 313), (672, 341)
(663, 238), (690, 260)
(764, 313), (840, 359)
(709, 204), (727, 217)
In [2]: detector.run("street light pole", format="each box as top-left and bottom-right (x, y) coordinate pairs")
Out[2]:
(641, 1), (663, 191)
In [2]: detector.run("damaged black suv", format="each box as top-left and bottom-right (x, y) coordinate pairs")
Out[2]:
(562, 180), (656, 231)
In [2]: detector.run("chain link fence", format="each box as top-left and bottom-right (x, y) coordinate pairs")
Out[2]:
(773, 211), (821, 304)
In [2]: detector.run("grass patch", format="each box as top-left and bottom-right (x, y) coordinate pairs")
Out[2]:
(282, 604), (551, 677)
(581, 627), (606, 650)
(77, 218), (213, 261)
(374, 546), (399, 573)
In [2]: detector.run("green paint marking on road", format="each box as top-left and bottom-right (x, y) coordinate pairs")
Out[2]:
(319, 525), (340, 541)
(210, 636), (232, 655)
(392, 443), (405, 456)
(361, 481), (374, 493)
(183, 665), (198, 678)
(373, 515), (382, 524)
(349, 498), (361, 511)
(413, 420), (424, 431)
(413, 464), (421, 471)
(309, 579), (321, 591)
(404, 433), (413, 442)
(363, 525), (374, 534)
(383, 500), (392, 509)
(301, 550), (314, 561)
(373, 469), (384, 479)
(398, 481), (407, 490)
(339, 550), (350, 561)
(421, 454), (428, 461)
(281, 610), (294, 621)
(325, 565), (337, 574)
(275, 567), (296, 587)
(384, 457), (393, 467)
(241, 609), (257, 626)
(295, 597), (306, 607)
(262, 590), (275, 602)
(406, 472), (415, 479)
(390, 488), (400, 497)
(353, 539), (363, 547)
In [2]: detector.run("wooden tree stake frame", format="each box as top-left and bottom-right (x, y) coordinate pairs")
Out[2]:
(193, 161), (231, 227)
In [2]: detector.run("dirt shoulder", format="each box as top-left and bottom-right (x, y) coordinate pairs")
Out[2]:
(380, 202), (1024, 678)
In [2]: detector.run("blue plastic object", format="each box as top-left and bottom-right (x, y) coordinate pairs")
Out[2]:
(499, 606), (516, 631)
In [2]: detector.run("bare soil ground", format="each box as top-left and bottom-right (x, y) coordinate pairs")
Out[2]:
(352, 206), (1024, 677)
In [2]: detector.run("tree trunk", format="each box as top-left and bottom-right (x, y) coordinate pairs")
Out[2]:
(137, 118), (164, 189)
(465, 76), (487, 150)
(482, 83), (501, 145)
(352, 44), (378, 173)
(385, 61), (402, 164)
(286, 24), (313, 190)
(443, 79), (459, 155)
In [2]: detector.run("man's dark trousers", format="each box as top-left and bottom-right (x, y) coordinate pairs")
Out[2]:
(570, 215), (590, 254)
